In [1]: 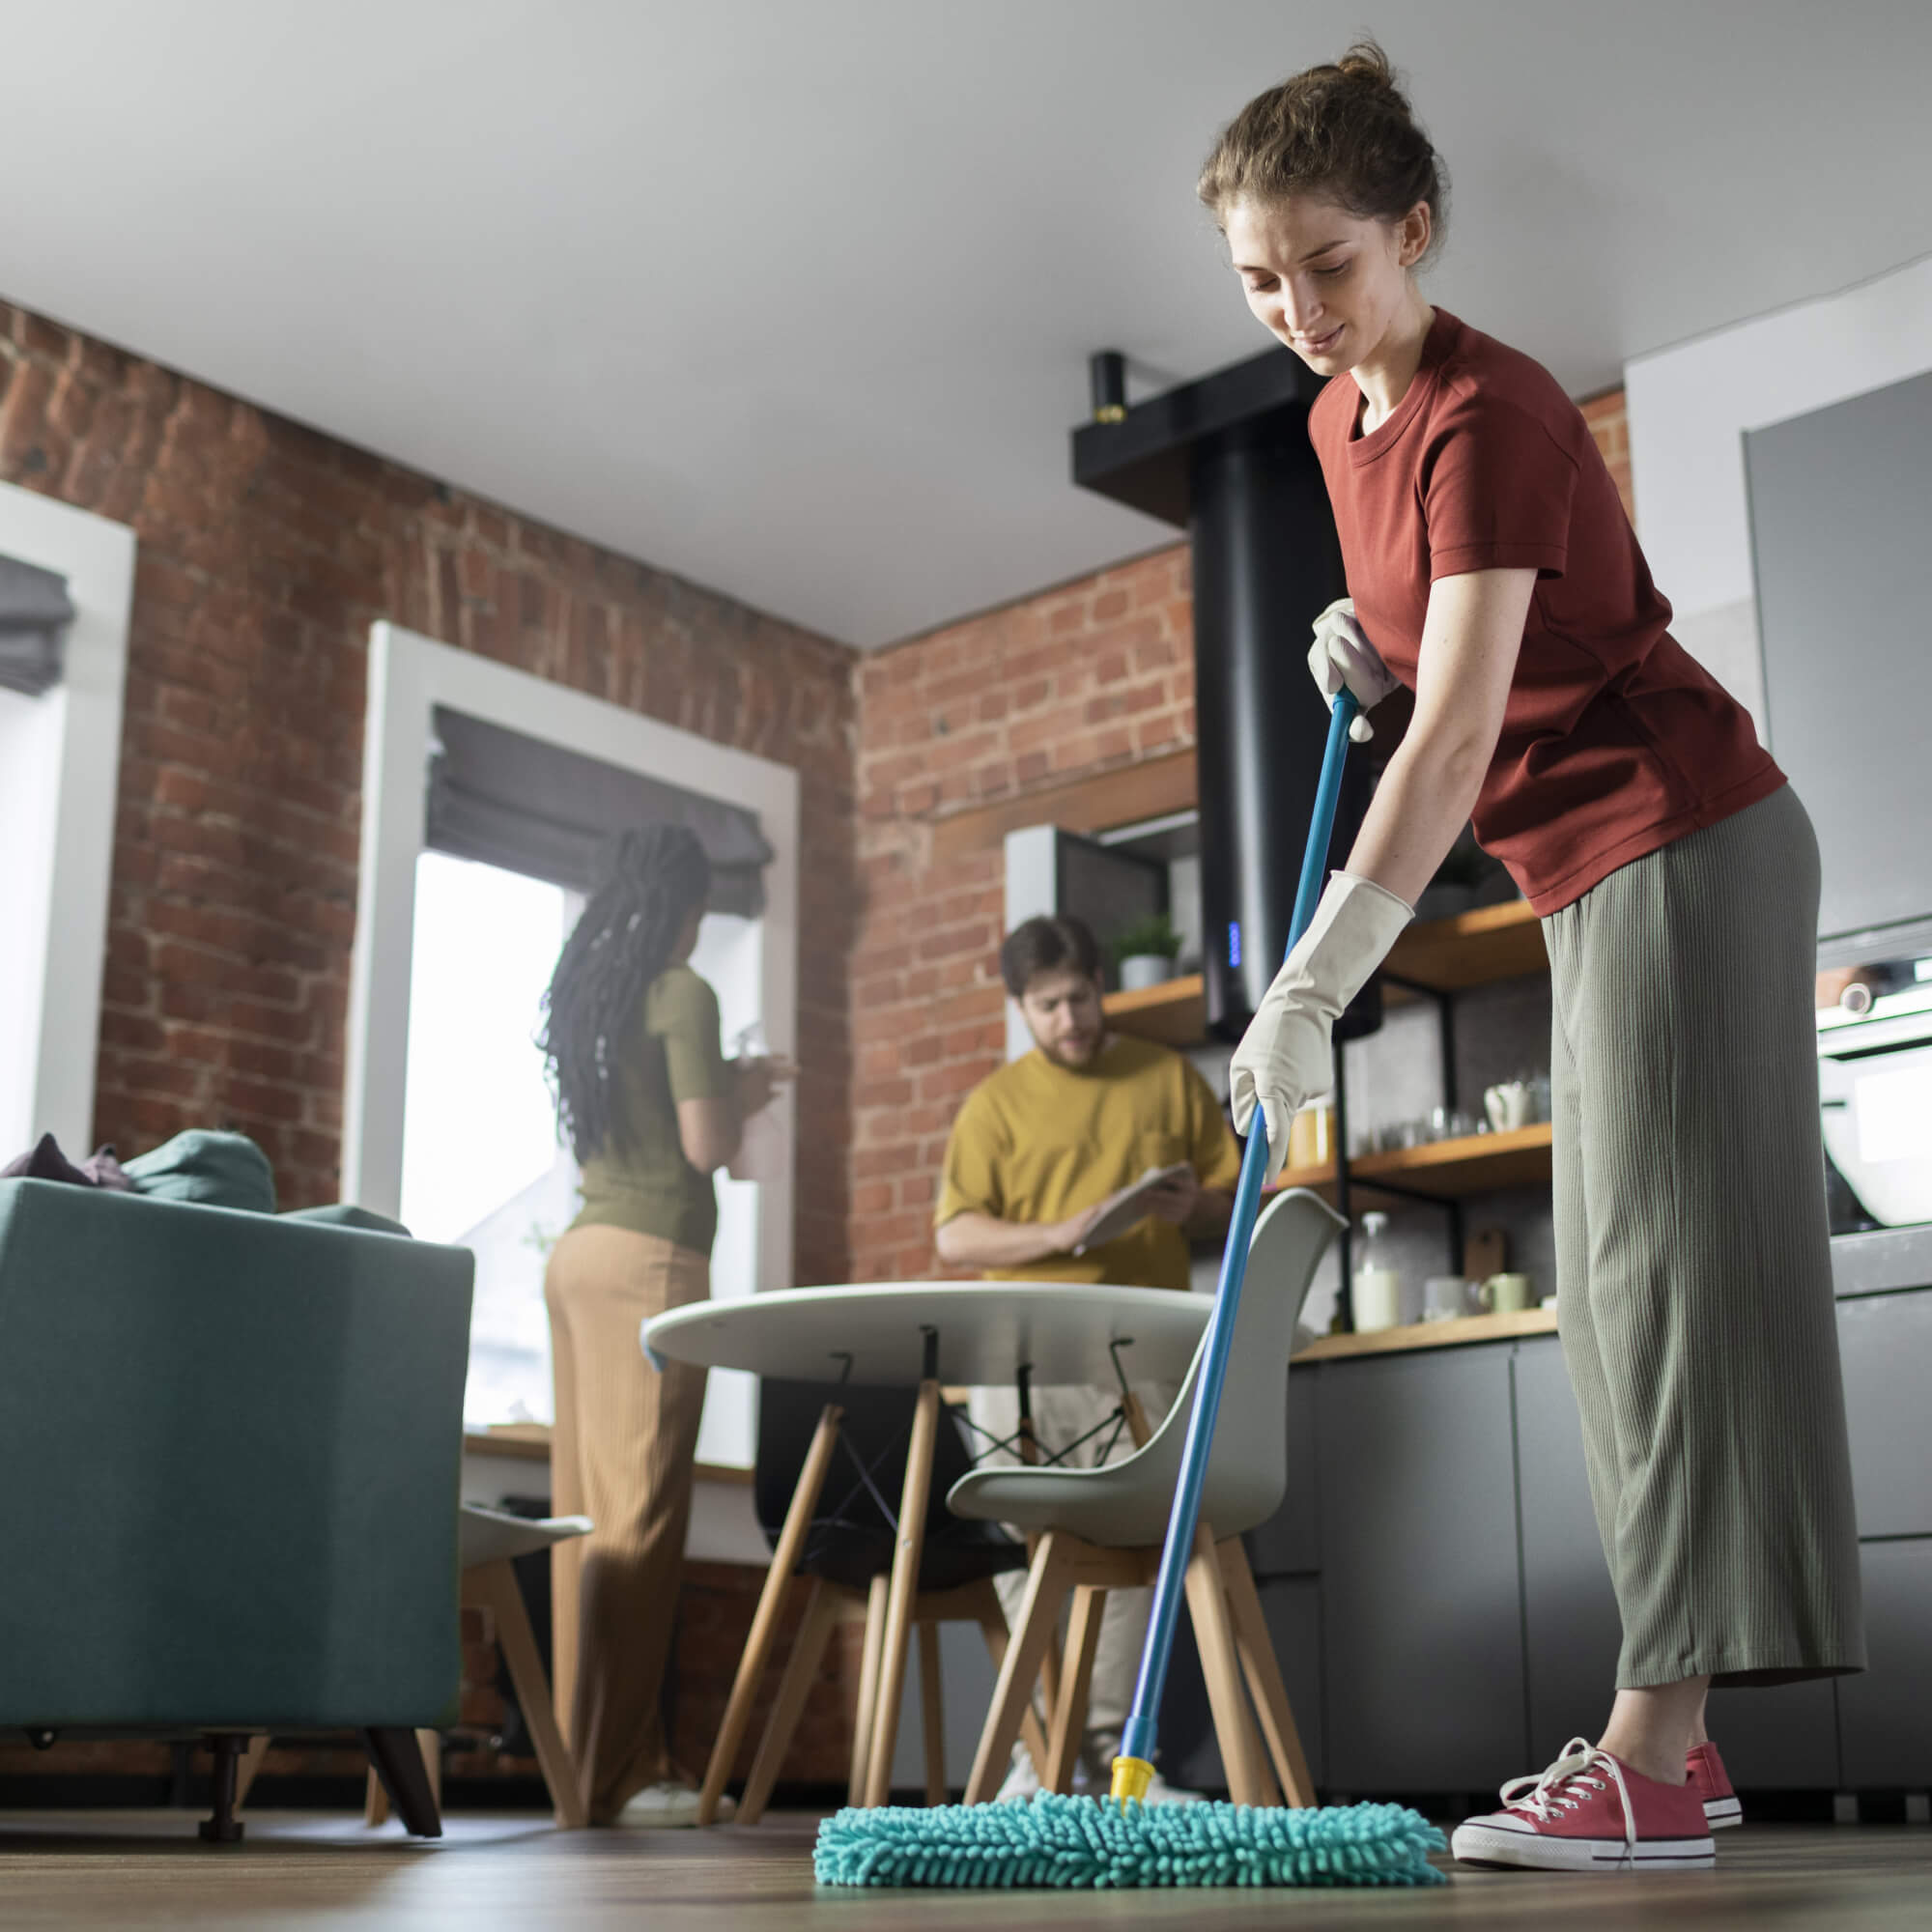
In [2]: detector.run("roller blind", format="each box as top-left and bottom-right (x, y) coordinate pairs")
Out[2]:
(425, 705), (775, 917)
(0, 554), (77, 698)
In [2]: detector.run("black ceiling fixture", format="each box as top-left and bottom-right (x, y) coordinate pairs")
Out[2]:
(1072, 346), (1380, 1042)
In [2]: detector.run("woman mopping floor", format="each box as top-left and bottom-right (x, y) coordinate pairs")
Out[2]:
(1213, 42), (1866, 1874)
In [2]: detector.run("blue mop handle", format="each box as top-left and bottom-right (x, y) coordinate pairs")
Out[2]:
(1116, 688), (1357, 1784)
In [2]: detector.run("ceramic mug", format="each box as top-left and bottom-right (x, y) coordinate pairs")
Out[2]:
(1422, 1275), (1471, 1322)
(1479, 1272), (1535, 1314)
(1484, 1082), (1533, 1132)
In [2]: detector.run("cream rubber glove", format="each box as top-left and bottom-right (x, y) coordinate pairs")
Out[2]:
(1308, 597), (1400, 743)
(1228, 871), (1414, 1183)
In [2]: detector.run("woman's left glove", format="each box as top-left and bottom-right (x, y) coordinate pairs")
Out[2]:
(1308, 597), (1399, 743)
(1228, 872), (1414, 1183)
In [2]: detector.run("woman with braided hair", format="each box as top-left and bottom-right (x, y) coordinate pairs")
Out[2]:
(538, 822), (789, 1827)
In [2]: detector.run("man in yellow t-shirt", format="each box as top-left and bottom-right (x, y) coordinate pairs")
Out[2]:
(934, 913), (1243, 1799)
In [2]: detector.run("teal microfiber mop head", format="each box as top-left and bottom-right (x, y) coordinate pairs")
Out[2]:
(813, 1793), (1447, 1889)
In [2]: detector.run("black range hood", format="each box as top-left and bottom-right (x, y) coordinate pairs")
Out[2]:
(1072, 347), (1380, 1041)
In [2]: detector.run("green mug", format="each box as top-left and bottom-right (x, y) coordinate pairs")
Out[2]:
(1479, 1273), (1535, 1314)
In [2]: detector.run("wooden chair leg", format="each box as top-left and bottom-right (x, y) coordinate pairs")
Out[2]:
(468, 1558), (588, 1829)
(963, 1533), (1074, 1804)
(364, 1766), (390, 1826)
(699, 1401), (844, 1825)
(1180, 1528), (1271, 1808)
(975, 1605), (1054, 1783)
(737, 1577), (842, 1825)
(848, 1573), (891, 1806)
(1218, 1540), (1316, 1807)
(917, 1621), (948, 1805)
(864, 1377), (941, 1806)
(363, 1727), (442, 1838)
(230, 1735), (271, 1815)
(1044, 1585), (1107, 1795)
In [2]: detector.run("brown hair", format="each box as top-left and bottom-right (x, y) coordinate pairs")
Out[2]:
(1197, 40), (1447, 260)
(1000, 915), (1101, 1000)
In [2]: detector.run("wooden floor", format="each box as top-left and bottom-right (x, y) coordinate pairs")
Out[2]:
(1, 1810), (1928, 1929)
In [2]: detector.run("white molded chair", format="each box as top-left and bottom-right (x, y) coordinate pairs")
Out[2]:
(946, 1188), (1344, 1806)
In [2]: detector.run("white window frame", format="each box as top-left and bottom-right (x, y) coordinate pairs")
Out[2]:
(0, 482), (135, 1158)
(342, 618), (801, 1304)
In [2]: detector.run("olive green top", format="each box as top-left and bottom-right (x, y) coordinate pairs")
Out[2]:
(571, 965), (733, 1256)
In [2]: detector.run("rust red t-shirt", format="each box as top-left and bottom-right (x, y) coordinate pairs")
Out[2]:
(1307, 307), (1784, 914)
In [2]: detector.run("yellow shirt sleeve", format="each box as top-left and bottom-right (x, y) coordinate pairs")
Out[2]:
(1185, 1060), (1245, 1193)
(935, 1086), (1006, 1228)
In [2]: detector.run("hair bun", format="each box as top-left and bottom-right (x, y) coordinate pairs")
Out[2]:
(1337, 42), (1397, 90)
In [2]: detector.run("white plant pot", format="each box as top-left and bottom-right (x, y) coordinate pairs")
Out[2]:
(1119, 954), (1176, 992)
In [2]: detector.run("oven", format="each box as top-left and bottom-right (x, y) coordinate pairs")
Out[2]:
(1818, 966), (1932, 1236)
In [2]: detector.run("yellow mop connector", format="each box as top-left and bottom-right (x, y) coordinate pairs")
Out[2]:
(1110, 1755), (1154, 1806)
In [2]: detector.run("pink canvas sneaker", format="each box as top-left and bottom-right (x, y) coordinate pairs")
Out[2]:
(1687, 1740), (1742, 1830)
(1451, 1737), (1716, 1871)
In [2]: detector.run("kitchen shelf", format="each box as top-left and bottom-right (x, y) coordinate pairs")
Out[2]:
(1103, 972), (1208, 1047)
(1102, 899), (1546, 1047)
(1268, 1122), (1554, 1205)
(1383, 896), (1547, 994)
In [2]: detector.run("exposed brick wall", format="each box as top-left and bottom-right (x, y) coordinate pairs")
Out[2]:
(0, 297), (857, 1282)
(849, 549), (1195, 1279)
(1579, 388), (1636, 524)
(846, 398), (1635, 1281)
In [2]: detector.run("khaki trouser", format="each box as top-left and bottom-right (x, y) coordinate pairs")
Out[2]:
(545, 1224), (710, 1822)
(1545, 783), (1864, 1689)
(967, 1376), (1180, 1780)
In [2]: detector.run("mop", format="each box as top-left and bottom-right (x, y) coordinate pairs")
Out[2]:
(815, 689), (1446, 1889)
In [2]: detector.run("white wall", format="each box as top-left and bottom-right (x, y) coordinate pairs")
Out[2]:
(345, 622), (801, 1469)
(0, 484), (135, 1157)
(1626, 252), (1932, 735)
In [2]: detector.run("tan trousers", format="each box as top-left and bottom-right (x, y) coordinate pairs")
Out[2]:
(545, 1224), (710, 1823)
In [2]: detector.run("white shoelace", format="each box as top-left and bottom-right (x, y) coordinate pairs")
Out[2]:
(1495, 1737), (1637, 1861)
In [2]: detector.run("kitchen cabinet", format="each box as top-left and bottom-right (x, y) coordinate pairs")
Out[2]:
(1315, 1347), (1526, 1794)
(1241, 1368), (1321, 1578)
(1513, 1336), (1623, 1747)
(1837, 1538), (1932, 1788)
(1837, 1288), (1932, 1538)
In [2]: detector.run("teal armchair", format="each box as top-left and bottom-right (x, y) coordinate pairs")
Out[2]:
(0, 1179), (474, 1838)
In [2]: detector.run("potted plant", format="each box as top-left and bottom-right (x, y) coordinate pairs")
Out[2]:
(1110, 913), (1183, 992)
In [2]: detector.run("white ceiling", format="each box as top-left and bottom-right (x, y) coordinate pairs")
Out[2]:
(6, 2), (1930, 648)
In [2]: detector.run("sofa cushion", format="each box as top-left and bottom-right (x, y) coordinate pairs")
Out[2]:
(123, 1130), (276, 1214)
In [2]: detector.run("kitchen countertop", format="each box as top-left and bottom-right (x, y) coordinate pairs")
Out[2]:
(1832, 1222), (1932, 1297)
(1293, 1305), (1558, 1362)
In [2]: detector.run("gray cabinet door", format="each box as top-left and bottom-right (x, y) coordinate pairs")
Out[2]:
(1513, 1337), (1622, 1747)
(1243, 1368), (1321, 1578)
(1837, 1289), (1932, 1539)
(1515, 1335), (1840, 1788)
(1316, 1349), (1526, 1794)
(1837, 1538), (1932, 1788)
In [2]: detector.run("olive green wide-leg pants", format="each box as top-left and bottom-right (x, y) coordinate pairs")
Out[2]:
(1544, 783), (1865, 1689)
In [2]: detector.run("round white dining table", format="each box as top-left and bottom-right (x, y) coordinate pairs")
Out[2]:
(642, 1279), (1209, 1388)
(641, 1280), (1210, 1815)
